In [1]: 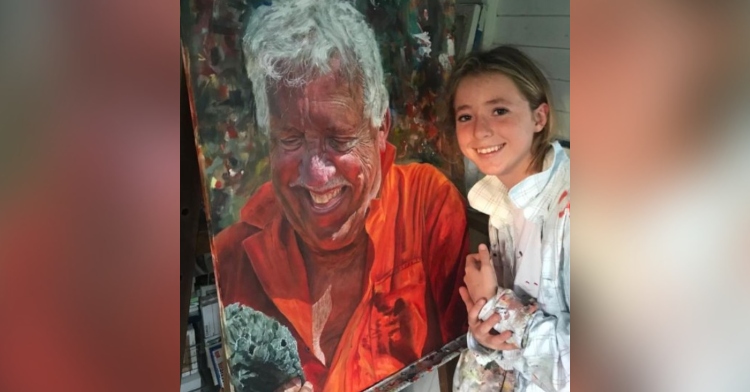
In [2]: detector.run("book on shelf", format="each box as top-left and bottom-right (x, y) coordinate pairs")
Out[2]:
(206, 340), (225, 388)
(200, 288), (221, 342)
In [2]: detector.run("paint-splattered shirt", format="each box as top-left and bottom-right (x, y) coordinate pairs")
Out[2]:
(454, 142), (570, 392)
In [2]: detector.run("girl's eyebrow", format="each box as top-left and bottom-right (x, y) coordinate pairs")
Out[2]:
(455, 97), (512, 112)
(484, 97), (512, 106)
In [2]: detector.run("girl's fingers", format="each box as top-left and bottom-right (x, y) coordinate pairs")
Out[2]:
(465, 253), (481, 270)
(477, 244), (492, 267)
(482, 331), (516, 351)
(468, 297), (486, 322)
(472, 327), (515, 351)
(477, 313), (501, 333)
(459, 286), (474, 310)
(495, 330), (514, 343)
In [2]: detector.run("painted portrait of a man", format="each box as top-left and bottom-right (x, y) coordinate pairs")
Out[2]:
(182, 0), (469, 390)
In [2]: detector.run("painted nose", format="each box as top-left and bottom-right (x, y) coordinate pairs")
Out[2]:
(300, 153), (336, 189)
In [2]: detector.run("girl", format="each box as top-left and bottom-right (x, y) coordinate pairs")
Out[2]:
(447, 46), (570, 392)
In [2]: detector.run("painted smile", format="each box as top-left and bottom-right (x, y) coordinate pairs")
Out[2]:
(475, 143), (505, 155)
(307, 187), (346, 213)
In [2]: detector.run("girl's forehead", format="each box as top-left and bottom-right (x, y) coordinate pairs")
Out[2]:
(460, 72), (516, 88)
(455, 73), (525, 103)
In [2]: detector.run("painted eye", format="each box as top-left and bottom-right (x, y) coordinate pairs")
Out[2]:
(279, 136), (303, 150)
(328, 138), (356, 152)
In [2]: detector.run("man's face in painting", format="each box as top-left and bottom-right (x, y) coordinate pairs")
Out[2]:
(267, 63), (391, 251)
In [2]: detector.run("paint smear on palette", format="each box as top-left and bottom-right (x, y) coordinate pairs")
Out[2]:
(364, 335), (468, 392)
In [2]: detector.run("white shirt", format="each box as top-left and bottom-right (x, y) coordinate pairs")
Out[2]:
(510, 204), (542, 299)
(456, 142), (571, 392)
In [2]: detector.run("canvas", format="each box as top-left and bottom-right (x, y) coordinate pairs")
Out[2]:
(181, 0), (469, 390)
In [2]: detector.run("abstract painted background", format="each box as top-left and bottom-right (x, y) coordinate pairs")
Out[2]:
(181, 0), (463, 232)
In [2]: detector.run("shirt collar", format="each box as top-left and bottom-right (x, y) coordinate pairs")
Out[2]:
(509, 141), (565, 208)
(468, 142), (566, 227)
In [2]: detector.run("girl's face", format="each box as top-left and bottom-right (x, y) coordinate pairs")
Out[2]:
(454, 73), (548, 188)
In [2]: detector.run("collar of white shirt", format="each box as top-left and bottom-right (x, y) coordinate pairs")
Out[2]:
(468, 141), (566, 228)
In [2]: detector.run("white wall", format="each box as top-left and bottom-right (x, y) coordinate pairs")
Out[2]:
(480, 0), (570, 140)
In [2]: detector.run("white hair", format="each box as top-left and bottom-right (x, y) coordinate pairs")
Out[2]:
(242, 0), (389, 134)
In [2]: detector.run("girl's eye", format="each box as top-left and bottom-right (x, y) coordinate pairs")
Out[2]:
(457, 114), (472, 122)
(493, 108), (509, 116)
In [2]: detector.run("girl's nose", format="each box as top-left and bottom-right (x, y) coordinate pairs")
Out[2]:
(473, 116), (494, 139)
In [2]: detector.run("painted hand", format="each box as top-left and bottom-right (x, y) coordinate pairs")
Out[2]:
(464, 244), (499, 302)
(275, 378), (313, 392)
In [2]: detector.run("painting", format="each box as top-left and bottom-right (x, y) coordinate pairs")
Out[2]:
(181, 0), (469, 390)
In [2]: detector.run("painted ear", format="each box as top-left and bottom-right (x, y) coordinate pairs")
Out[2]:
(378, 109), (392, 151)
(534, 103), (550, 133)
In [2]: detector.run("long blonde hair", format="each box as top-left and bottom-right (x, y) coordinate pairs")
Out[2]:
(444, 45), (556, 172)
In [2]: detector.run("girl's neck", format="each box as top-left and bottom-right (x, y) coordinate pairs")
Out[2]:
(497, 154), (541, 190)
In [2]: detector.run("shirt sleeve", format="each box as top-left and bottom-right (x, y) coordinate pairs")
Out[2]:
(516, 216), (570, 392)
(466, 216), (570, 391)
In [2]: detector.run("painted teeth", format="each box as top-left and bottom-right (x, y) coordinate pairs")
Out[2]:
(477, 145), (502, 154)
(310, 188), (342, 205)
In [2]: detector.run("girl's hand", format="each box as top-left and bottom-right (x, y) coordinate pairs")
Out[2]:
(464, 244), (499, 302)
(459, 286), (519, 351)
(498, 290), (538, 317)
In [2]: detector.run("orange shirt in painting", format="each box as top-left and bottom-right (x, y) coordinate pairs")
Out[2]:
(214, 144), (469, 391)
